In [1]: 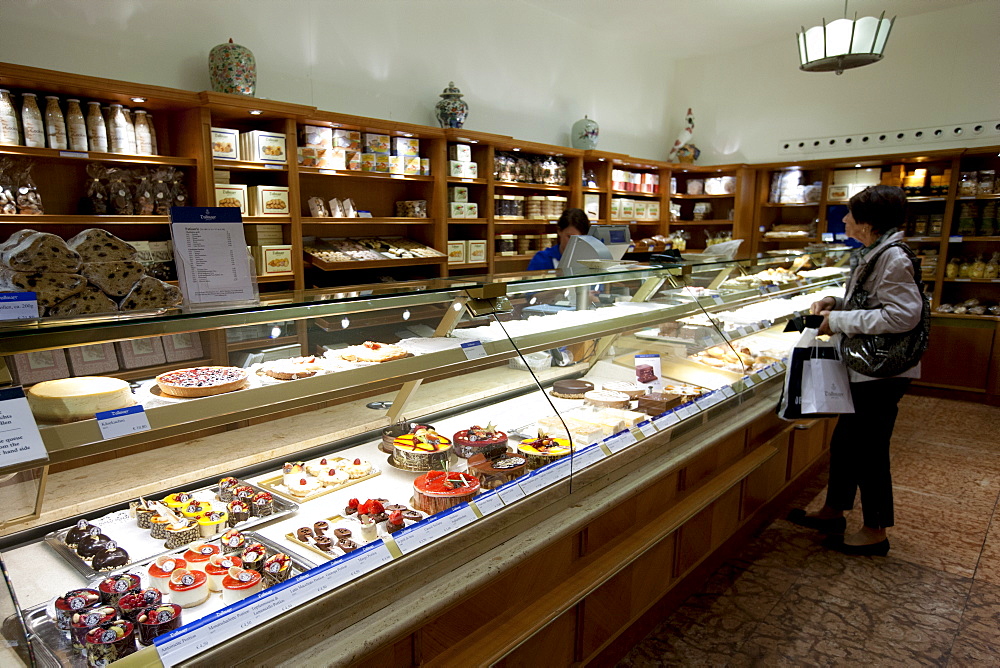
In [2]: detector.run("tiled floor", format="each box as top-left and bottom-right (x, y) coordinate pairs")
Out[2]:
(618, 395), (1000, 667)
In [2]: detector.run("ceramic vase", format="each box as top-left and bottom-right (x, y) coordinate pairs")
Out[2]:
(209, 39), (256, 96)
(571, 115), (599, 149)
(435, 82), (468, 129)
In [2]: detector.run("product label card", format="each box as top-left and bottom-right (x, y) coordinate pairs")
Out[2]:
(653, 412), (680, 430)
(0, 387), (48, 468)
(573, 444), (607, 468)
(170, 207), (257, 306)
(470, 489), (504, 517)
(496, 481), (527, 505)
(96, 405), (151, 440)
(605, 429), (638, 453)
(461, 340), (487, 360)
(392, 504), (477, 554)
(519, 458), (573, 494)
(634, 353), (662, 390)
(0, 292), (39, 320)
(637, 420), (658, 438)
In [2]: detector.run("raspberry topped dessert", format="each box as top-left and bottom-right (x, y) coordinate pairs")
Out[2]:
(453, 423), (508, 459)
(155, 366), (249, 398)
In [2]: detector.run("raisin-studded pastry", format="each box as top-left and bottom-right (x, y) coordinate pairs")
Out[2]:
(67, 228), (138, 262)
(119, 276), (182, 311)
(1, 232), (82, 273)
(81, 261), (145, 298)
(47, 283), (118, 317)
(0, 269), (86, 306)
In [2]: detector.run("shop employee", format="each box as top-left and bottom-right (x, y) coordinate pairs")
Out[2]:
(527, 208), (591, 270)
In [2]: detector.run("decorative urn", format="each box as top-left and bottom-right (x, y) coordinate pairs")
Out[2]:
(571, 115), (600, 149)
(435, 82), (469, 129)
(209, 38), (257, 96)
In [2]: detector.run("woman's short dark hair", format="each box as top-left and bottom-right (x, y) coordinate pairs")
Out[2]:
(557, 208), (591, 234)
(848, 185), (907, 234)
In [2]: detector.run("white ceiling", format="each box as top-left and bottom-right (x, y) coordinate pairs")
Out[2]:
(522, 0), (985, 58)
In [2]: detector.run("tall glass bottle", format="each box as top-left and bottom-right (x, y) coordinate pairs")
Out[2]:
(108, 104), (129, 154)
(20, 93), (45, 148)
(121, 107), (137, 154)
(146, 113), (158, 154)
(44, 96), (68, 149)
(133, 110), (153, 155)
(102, 106), (113, 149)
(0, 89), (22, 145)
(65, 98), (88, 151)
(86, 102), (108, 153)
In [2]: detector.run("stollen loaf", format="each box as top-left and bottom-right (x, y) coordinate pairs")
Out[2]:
(67, 228), (138, 262)
(1, 232), (82, 273)
(81, 261), (145, 297)
(119, 276), (183, 311)
(0, 268), (86, 306)
(47, 283), (118, 317)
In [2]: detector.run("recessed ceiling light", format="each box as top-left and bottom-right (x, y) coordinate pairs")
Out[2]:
(130, 97), (147, 103)
(248, 109), (263, 115)
(332, 123), (340, 128)
(598, 158), (605, 162)
(469, 140), (478, 144)
(855, 163), (862, 168)
(512, 148), (521, 152)
(402, 133), (413, 138)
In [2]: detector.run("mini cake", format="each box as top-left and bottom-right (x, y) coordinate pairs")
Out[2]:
(344, 498), (360, 516)
(281, 462), (307, 487)
(64, 520), (97, 547)
(97, 574), (139, 606)
(517, 436), (573, 469)
(227, 500), (250, 526)
(162, 492), (193, 509)
(130, 500), (155, 529)
(381, 421), (435, 453)
(453, 423), (508, 459)
(583, 389), (631, 409)
(337, 340), (410, 363)
(75, 529), (112, 559)
(182, 543), (220, 572)
(135, 603), (181, 646)
(197, 511), (228, 537)
(25, 376), (134, 423)
(295, 527), (313, 542)
(343, 457), (374, 479)
(357, 516), (377, 542)
(602, 381), (647, 400)
(168, 568), (210, 608)
(117, 588), (162, 624)
(393, 429), (452, 470)
(92, 541), (130, 571)
(180, 499), (211, 519)
(241, 542), (267, 573)
(312, 536), (331, 552)
(251, 491), (273, 517)
(467, 452), (528, 489)
(221, 528), (245, 554)
(231, 485), (256, 504)
(222, 567), (263, 605)
(164, 520), (199, 549)
(637, 391), (683, 416)
(155, 366), (249, 398)
(337, 539), (359, 553)
(286, 476), (320, 498)
(262, 553), (293, 585)
(550, 379), (594, 399)
(412, 471), (480, 515)
(317, 467), (349, 487)
(359, 499), (388, 524)
(148, 556), (186, 591)
(385, 511), (405, 534)
(205, 554), (242, 591)
(54, 588), (101, 631)
(217, 477), (240, 502)
(313, 521), (329, 537)
(304, 456), (335, 477)
(70, 606), (117, 649)
(401, 509), (422, 523)
(82, 619), (136, 661)
(149, 515), (171, 540)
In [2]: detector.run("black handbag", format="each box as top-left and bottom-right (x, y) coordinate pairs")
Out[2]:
(839, 242), (930, 378)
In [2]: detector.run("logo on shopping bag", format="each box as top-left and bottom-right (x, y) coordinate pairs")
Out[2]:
(824, 382), (846, 399)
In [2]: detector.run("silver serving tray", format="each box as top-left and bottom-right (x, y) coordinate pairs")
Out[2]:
(43, 481), (299, 579)
(17, 532), (315, 668)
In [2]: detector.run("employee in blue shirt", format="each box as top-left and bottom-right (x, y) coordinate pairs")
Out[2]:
(527, 208), (591, 270)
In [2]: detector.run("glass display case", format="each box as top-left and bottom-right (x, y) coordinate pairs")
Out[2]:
(0, 250), (849, 666)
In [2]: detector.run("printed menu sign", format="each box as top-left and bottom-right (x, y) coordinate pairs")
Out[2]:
(169, 207), (257, 306)
(0, 387), (48, 467)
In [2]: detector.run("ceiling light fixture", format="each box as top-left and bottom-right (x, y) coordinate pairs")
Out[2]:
(130, 97), (147, 103)
(248, 109), (263, 115)
(797, 1), (894, 75)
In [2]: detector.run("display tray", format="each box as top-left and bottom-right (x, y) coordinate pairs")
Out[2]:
(43, 481), (298, 579)
(19, 533), (315, 668)
(283, 506), (426, 561)
(256, 459), (381, 503)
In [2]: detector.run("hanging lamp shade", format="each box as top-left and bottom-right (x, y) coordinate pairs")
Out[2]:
(797, 12), (895, 74)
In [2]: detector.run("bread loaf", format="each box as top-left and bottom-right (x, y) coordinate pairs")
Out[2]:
(0, 229), (41, 255)
(81, 261), (145, 297)
(0, 269), (86, 306)
(46, 284), (118, 317)
(119, 276), (183, 311)
(1, 232), (82, 273)
(67, 228), (138, 262)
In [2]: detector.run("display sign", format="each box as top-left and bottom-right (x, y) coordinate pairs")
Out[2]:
(470, 489), (504, 517)
(637, 419), (658, 438)
(652, 412), (680, 430)
(96, 405), (151, 439)
(0, 387), (47, 468)
(573, 444), (607, 468)
(0, 293), (39, 321)
(460, 340), (487, 360)
(605, 428), (638, 453)
(391, 504), (478, 554)
(518, 457), (573, 494)
(496, 480), (527, 505)
(169, 207), (258, 307)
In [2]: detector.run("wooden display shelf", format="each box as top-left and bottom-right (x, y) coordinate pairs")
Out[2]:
(227, 335), (300, 352)
(214, 159), (288, 172)
(671, 193), (735, 199)
(494, 219), (559, 225)
(0, 214), (170, 225)
(671, 219), (734, 225)
(301, 217), (432, 225)
(492, 182), (571, 192)
(256, 273), (295, 283)
(306, 255), (445, 272)
(447, 262), (489, 270)
(494, 254), (533, 261)
(582, 187), (606, 194)
(113, 358), (215, 383)
(760, 202), (819, 207)
(243, 216), (292, 223)
(0, 145), (196, 167)
(611, 190), (661, 198)
(446, 177), (487, 185)
(908, 196), (948, 202)
(760, 236), (819, 242)
(957, 195), (1000, 200)
(942, 278), (1000, 283)
(932, 312), (1000, 321)
(447, 218), (488, 224)
(298, 167), (433, 182)
(905, 236), (943, 242)
(948, 236), (1000, 242)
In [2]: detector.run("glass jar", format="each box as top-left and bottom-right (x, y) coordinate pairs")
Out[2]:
(107, 104), (129, 153)
(958, 172), (978, 197)
(957, 203), (978, 236)
(146, 113), (158, 154)
(0, 89), (20, 145)
(121, 108), (137, 154)
(913, 214), (928, 236)
(978, 170), (995, 195)
(43, 95), (67, 149)
(86, 102), (108, 152)
(133, 110), (153, 155)
(495, 234), (516, 255)
(20, 93), (44, 148)
(65, 98), (88, 151)
(929, 214), (944, 236)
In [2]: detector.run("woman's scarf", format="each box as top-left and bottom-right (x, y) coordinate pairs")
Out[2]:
(849, 227), (899, 272)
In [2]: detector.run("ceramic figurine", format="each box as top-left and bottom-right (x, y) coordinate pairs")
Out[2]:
(571, 115), (599, 149)
(667, 108), (695, 162)
(435, 82), (469, 129)
(209, 39), (257, 96)
(676, 144), (701, 163)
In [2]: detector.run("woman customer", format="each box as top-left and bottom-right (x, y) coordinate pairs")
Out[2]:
(527, 208), (591, 270)
(787, 185), (925, 556)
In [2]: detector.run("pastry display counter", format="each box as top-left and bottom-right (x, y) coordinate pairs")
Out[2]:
(0, 251), (849, 667)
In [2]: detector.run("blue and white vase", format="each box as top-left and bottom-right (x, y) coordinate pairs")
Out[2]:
(435, 82), (469, 129)
(571, 115), (599, 149)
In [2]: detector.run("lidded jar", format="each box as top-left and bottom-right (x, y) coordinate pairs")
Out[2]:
(0, 90), (19, 145)
(20, 93), (44, 148)
(65, 98), (88, 151)
(44, 95), (68, 149)
(86, 102), (108, 152)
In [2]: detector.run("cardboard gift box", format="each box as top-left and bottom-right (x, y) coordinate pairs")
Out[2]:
(392, 137), (420, 157)
(248, 185), (290, 216)
(214, 184), (249, 216)
(116, 337), (167, 369)
(163, 333), (205, 362)
(67, 343), (120, 376)
(211, 127), (240, 160)
(447, 241), (466, 264)
(254, 245), (293, 274)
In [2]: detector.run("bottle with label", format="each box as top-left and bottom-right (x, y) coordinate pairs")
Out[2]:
(146, 113), (158, 154)
(107, 104), (129, 153)
(65, 98), (88, 151)
(86, 102), (108, 152)
(121, 108), (137, 154)
(133, 110), (153, 155)
(0, 89), (22, 145)
(102, 106), (113, 149)
(44, 96), (68, 149)
(20, 93), (45, 148)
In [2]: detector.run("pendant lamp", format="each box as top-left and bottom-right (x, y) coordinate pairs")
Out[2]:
(797, 1), (895, 75)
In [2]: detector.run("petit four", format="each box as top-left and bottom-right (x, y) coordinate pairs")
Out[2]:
(117, 588), (162, 624)
(550, 379), (594, 399)
(232, 485), (256, 503)
(401, 509), (422, 523)
(54, 588), (101, 630)
(92, 541), (131, 571)
(168, 568), (210, 608)
(453, 423), (508, 459)
(359, 499), (388, 524)
(393, 429), (452, 470)
(343, 457), (374, 479)
(263, 553), (293, 585)
(337, 539), (359, 553)
(83, 619), (136, 663)
(296, 527), (313, 542)
(71, 606), (117, 649)
(182, 543), (220, 572)
(136, 604), (181, 646)
(227, 500), (250, 526)
(162, 492), (192, 509)
(467, 453), (528, 489)
(344, 498), (360, 516)
(241, 542), (267, 573)
(313, 521), (329, 536)
(97, 573), (139, 606)
(386, 511), (405, 534)
(358, 515), (377, 542)
(333, 527), (352, 540)
(197, 510), (229, 537)
(517, 436), (573, 469)
(155, 366), (249, 398)
(583, 389), (631, 409)
(180, 500), (211, 519)
(314, 536), (333, 552)
(251, 491), (274, 516)
(148, 556), (186, 591)
(221, 528), (245, 553)
(205, 553), (242, 591)
(222, 567), (263, 604)
(412, 471), (480, 515)
(218, 477), (240, 502)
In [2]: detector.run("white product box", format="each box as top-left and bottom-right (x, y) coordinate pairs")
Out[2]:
(583, 194), (600, 220)
(466, 239), (487, 263)
(249, 185), (290, 216)
(241, 130), (287, 163)
(392, 137), (420, 157)
(363, 133), (390, 155)
(621, 199), (636, 219)
(647, 201), (660, 220)
(375, 154), (390, 173)
(388, 155), (405, 174)
(449, 160), (466, 177)
(211, 127), (240, 160)
(464, 162), (478, 178)
(465, 202), (479, 218)
(450, 186), (468, 202)
(333, 129), (361, 152)
(403, 156), (421, 175)
(449, 144), (472, 162)
(254, 244), (293, 274)
(421, 158), (431, 176)
(610, 198), (624, 220)
(634, 201), (648, 220)
(116, 338), (167, 369)
(244, 224), (284, 245)
(67, 343), (119, 376)
(299, 125), (333, 150)
(163, 333), (205, 362)
(215, 183), (249, 216)
(449, 202), (467, 218)
(447, 241), (466, 264)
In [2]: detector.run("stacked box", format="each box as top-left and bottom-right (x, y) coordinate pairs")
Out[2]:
(244, 224), (284, 245)
(389, 156), (405, 174)
(248, 186), (290, 216)
(450, 186), (468, 202)
(211, 127), (240, 160)
(363, 133), (390, 155)
(253, 245), (293, 274)
(240, 130), (286, 163)
(215, 183), (249, 216)
(333, 129), (361, 151)
(404, 156), (421, 175)
(420, 158), (431, 176)
(361, 153), (377, 172)
(466, 240), (487, 263)
(393, 137), (420, 157)
(375, 154), (390, 173)
(449, 160), (478, 178)
(447, 241), (466, 264)
(299, 125), (333, 150)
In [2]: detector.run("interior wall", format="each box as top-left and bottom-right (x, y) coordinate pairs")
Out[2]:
(0, 0), (676, 160)
(668, 1), (1000, 164)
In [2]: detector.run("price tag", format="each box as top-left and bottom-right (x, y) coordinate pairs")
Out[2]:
(766, 285), (780, 293)
(711, 294), (725, 305)
(574, 445), (607, 468)
(605, 429), (638, 453)
(264, 164), (283, 170)
(744, 374), (757, 387)
(736, 326), (749, 338)
(470, 489), (504, 517)
(949, 236), (962, 243)
(392, 504), (477, 554)
(821, 233), (834, 242)
(320, 539), (394, 588)
(695, 393), (717, 409)
(653, 412), (680, 430)
(496, 481), (527, 505)
(721, 385), (737, 399)
(318, 168), (337, 175)
(461, 340), (487, 360)
(0, 387), (48, 468)
(637, 420), (658, 438)
(519, 459), (573, 494)
(461, 178), (474, 183)
(58, 150), (88, 159)
(0, 292), (39, 320)
(96, 405), (151, 439)
(955, 278), (971, 282)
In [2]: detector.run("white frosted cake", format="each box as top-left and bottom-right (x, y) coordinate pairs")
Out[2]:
(25, 376), (134, 423)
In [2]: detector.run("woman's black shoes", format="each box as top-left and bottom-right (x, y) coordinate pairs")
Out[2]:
(786, 508), (847, 534)
(822, 536), (890, 557)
